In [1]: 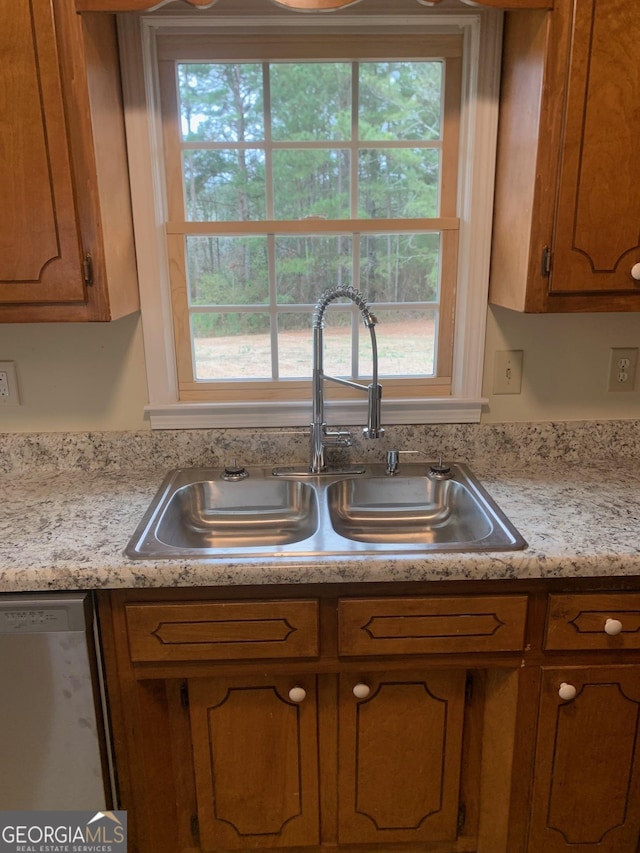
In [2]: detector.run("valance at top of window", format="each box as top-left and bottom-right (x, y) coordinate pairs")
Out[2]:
(75, 0), (554, 14)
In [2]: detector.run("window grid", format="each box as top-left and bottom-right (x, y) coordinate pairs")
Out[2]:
(159, 36), (461, 401)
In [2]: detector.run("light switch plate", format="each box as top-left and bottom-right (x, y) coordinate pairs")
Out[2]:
(0, 361), (20, 406)
(493, 350), (523, 395)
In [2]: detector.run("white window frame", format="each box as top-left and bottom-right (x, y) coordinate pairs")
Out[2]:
(118, 6), (503, 429)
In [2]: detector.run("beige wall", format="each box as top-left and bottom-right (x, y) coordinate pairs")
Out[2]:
(0, 307), (638, 433)
(0, 313), (148, 433)
(483, 307), (640, 422)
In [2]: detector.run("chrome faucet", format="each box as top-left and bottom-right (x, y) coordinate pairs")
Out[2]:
(309, 285), (383, 474)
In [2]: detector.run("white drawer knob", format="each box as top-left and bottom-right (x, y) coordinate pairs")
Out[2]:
(288, 686), (306, 703)
(353, 683), (371, 699)
(558, 682), (577, 701)
(631, 262), (640, 281)
(605, 618), (623, 636)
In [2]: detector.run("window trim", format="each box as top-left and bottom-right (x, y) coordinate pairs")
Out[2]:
(117, 7), (503, 428)
(161, 35), (461, 399)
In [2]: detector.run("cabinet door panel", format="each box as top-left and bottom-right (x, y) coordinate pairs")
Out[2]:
(338, 669), (466, 845)
(189, 674), (319, 850)
(551, 0), (640, 294)
(0, 0), (85, 302)
(529, 666), (640, 852)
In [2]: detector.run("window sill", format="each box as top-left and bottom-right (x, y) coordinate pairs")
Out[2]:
(146, 397), (486, 429)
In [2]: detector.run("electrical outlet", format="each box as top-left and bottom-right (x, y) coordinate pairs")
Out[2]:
(493, 350), (523, 395)
(0, 361), (20, 406)
(608, 347), (638, 392)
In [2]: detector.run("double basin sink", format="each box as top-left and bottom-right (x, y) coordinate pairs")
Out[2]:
(126, 462), (526, 560)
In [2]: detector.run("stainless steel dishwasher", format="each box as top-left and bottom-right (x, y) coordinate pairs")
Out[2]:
(0, 592), (115, 810)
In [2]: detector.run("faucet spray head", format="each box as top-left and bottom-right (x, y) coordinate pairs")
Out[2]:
(363, 382), (384, 439)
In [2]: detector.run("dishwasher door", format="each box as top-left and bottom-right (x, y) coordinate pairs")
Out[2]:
(0, 592), (112, 810)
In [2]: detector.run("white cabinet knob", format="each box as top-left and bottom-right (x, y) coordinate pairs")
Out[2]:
(288, 686), (306, 703)
(352, 683), (371, 699)
(631, 262), (640, 281)
(558, 682), (577, 701)
(605, 618), (623, 636)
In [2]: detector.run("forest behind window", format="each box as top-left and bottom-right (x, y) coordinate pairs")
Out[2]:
(158, 35), (461, 401)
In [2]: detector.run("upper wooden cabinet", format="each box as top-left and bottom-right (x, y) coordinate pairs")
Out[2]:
(490, 0), (640, 312)
(0, 0), (139, 322)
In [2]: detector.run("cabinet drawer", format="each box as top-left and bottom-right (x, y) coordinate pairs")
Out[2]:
(338, 595), (528, 656)
(125, 599), (319, 662)
(546, 593), (640, 651)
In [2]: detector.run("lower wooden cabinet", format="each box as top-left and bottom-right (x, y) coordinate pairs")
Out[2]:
(337, 670), (467, 846)
(183, 669), (468, 851)
(528, 666), (640, 852)
(98, 583), (640, 853)
(189, 674), (321, 850)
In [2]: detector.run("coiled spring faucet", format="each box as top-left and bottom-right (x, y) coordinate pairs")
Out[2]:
(310, 285), (384, 473)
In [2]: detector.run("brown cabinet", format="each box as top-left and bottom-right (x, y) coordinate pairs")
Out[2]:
(99, 586), (526, 853)
(489, 0), (640, 312)
(337, 669), (467, 846)
(0, 0), (138, 321)
(545, 592), (640, 651)
(100, 583), (640, 853)
(189, 673), (321, 850)
(183, 668), (468, 851)
(338, 594), (528, 656)
(510, 591), (640, 852)
(528, 666), (640, 852)
(124, 598), (320, 662)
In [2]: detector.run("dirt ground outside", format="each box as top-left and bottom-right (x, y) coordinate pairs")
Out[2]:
(193, 318), (436, 379)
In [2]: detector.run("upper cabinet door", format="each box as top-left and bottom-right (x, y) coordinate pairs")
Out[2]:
(489, 0), (640, 311)
(550, 0), (640, 295)
(0, 0), (85, 304)
(0, 1), (139, 322)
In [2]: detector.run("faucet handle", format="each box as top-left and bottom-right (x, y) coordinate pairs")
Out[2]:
(324, 429), (352, 448)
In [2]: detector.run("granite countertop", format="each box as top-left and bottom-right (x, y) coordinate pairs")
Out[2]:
(1, 453), (640, 593)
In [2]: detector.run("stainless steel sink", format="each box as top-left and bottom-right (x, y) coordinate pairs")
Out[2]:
(327, 475), (494, 545)
(125, 463), (526, 560)
(128, 469), (318, 558)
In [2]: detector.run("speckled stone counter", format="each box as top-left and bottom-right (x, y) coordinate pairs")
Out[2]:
(1, 422), (639, 592)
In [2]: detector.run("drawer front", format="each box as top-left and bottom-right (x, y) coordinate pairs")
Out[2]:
(546, 593), (640, 651)
(338, 595), (528, 657)
(125, 599), (319, 662)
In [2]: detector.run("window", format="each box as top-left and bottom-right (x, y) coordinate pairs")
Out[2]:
(118, 6), (502, 427)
